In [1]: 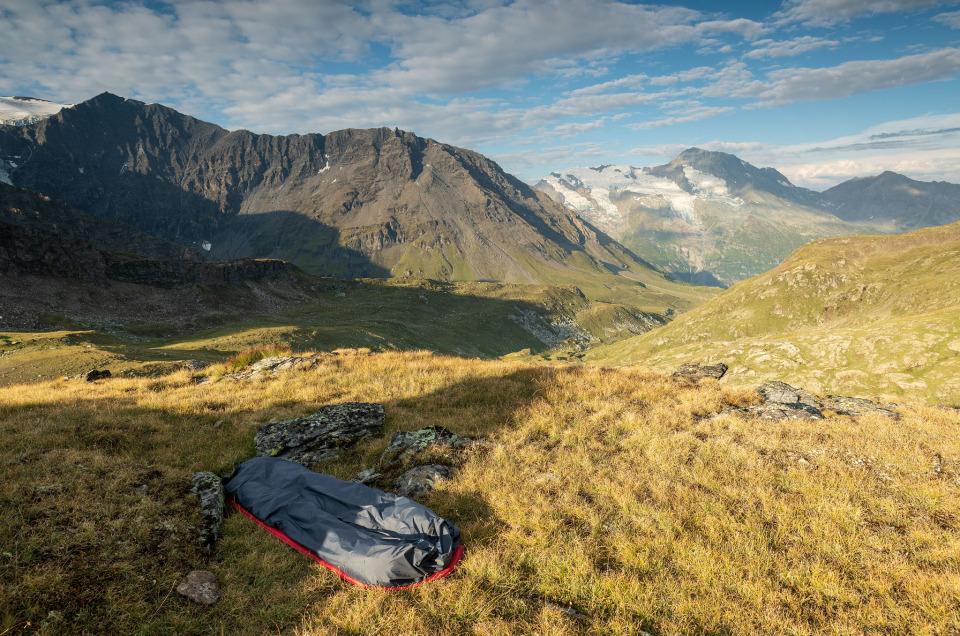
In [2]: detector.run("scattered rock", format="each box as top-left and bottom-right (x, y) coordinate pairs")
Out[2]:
(380, 426), (473, 467)
(134, 484), (149, 495)
(191, 472), (225, 551)
(351, 468), (383, 485)
(673, 362), (728, 381)
(179, 360), (210, 371)
(85, 369), (111, 382)
(255, 402), (385, 465)
(757, 381), (821, 408)
(234, 356), (319, 379)
(176, 570), (221, 606)
(750, 401), (825, 422)
(394, 464), (453, 499)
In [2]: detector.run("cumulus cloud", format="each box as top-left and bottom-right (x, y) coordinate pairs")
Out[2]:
(934, 9), (960, 26)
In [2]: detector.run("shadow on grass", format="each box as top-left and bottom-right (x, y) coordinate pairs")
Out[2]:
(0, 359), (575, 634)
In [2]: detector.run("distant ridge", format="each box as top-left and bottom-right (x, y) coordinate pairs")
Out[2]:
(0, 92), (713, 311)
(537, 149), (960, 287)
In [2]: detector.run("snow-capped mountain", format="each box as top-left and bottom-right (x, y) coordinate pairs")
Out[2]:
(536, 149), (870, 287)
(0, 96), (71, 126)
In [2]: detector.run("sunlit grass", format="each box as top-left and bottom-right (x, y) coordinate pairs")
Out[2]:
(2, 350), (958, 634)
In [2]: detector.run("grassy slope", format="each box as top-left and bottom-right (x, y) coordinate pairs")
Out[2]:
(0, 277), (664, 386)
(2, 351), (958, 634)
(586, 222), (960, 404)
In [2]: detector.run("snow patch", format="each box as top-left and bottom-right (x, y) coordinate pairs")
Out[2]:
(318, 164), (330, 174)
(0, 165), (12, 186)
(0, 96), (71, 126)
(78, 167), (84, 174)
(201, 241), (212, 251)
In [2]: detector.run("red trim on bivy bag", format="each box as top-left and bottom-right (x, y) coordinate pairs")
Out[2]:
(229, 499), (465, 590)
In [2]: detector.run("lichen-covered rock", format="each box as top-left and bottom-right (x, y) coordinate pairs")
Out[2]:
(673, 362), (728, 381)
(823, 395), (900, 419)
(380, 426), (473, 467)
(255, 402), (385, 465)
(176, 570), (221, 606)
(180, 360), (210, 371)
(235, 356), (320, 379)
(191, 471), (224, 551)
(394, 464), (453, 499)
(757, 381), (822, 408)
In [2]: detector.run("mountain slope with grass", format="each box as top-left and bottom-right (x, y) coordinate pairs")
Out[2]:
(0, 93), (714, 312)
(586, 221), (960, 404)
(2, 350), (958, 634)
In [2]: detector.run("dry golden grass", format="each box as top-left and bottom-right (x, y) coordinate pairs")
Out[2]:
(2, 350), (959, 634)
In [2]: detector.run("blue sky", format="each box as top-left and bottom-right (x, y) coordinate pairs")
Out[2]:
(1, 0), (959, 189)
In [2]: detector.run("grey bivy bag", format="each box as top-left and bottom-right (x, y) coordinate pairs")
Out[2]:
(223, 456), (463, 589)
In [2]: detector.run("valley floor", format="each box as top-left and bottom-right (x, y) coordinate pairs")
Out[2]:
(2, 350), (958, 634)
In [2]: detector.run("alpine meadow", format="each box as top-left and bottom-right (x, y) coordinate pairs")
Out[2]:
(2, 1), (960, 634)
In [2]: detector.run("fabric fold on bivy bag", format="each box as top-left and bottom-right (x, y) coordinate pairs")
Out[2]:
(223, 456), (464, 589)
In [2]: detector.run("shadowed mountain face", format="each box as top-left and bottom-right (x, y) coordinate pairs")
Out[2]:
(537, 148), (960, 288)
(0, 92), (706, 309)
(821, 171), (960, 232)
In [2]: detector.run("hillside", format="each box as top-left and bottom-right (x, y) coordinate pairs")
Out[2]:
(0, 93), (714, 312)
(2, 350), (957, 634)
(821, 170), (960, 232)
(586, 221), (960, 404)
(535, 149), (949, 287)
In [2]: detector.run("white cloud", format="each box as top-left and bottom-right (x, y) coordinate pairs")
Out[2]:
(747, 47), (960, 106)
(743, 36), (839, 59)
(934, 9), (960, 26)
(628, 106), (733, 130)
(776, 0), (954, 26)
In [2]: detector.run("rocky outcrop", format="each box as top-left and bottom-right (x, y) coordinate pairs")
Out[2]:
(394, 465), (454, 500)
(233, 356), (319, 379)
(380, 426), (473, 467)
(254, 402), (385, 465)
(191, 472), (225, 552)
(822, 395), (899, 419)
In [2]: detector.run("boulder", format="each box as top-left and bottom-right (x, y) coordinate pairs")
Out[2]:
(255, 402), (385, 465)
(756, 381), (821, 408)
(176, 570), (221, 606)
(85, 369), (111, 382)
(394, 464), (453, 499)
(673, 362), (728, 381)
(380, 426), (473, 467)
(235, 356), (319, 379)
(750, 402), (824, 422)
(191, 472), (225, 551)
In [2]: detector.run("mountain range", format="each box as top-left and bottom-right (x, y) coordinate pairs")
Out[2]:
(0, 93), (711, 313)
(537, 149), (960, 287)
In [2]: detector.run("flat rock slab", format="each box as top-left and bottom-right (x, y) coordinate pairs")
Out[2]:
(750, 402), (825, 422)
(823, 395), (900, 419)
(395, 464), (454, 500)
(235, 356), (319, 379)
(177, 570), (220, 606)
(191, 472), (225, 551)
(255, 402), (385, 465)
(380, 426), (473, 467)
(757, 381), (822, 407)
(673, 362), (728, 381)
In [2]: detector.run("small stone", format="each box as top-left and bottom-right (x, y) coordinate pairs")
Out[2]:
(180, 360), (210, 371)
(351, 468), (383, 485)
(176, 570), (221, 605)
(134, 484), (149, 495)
(395, 464), (453, 499)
